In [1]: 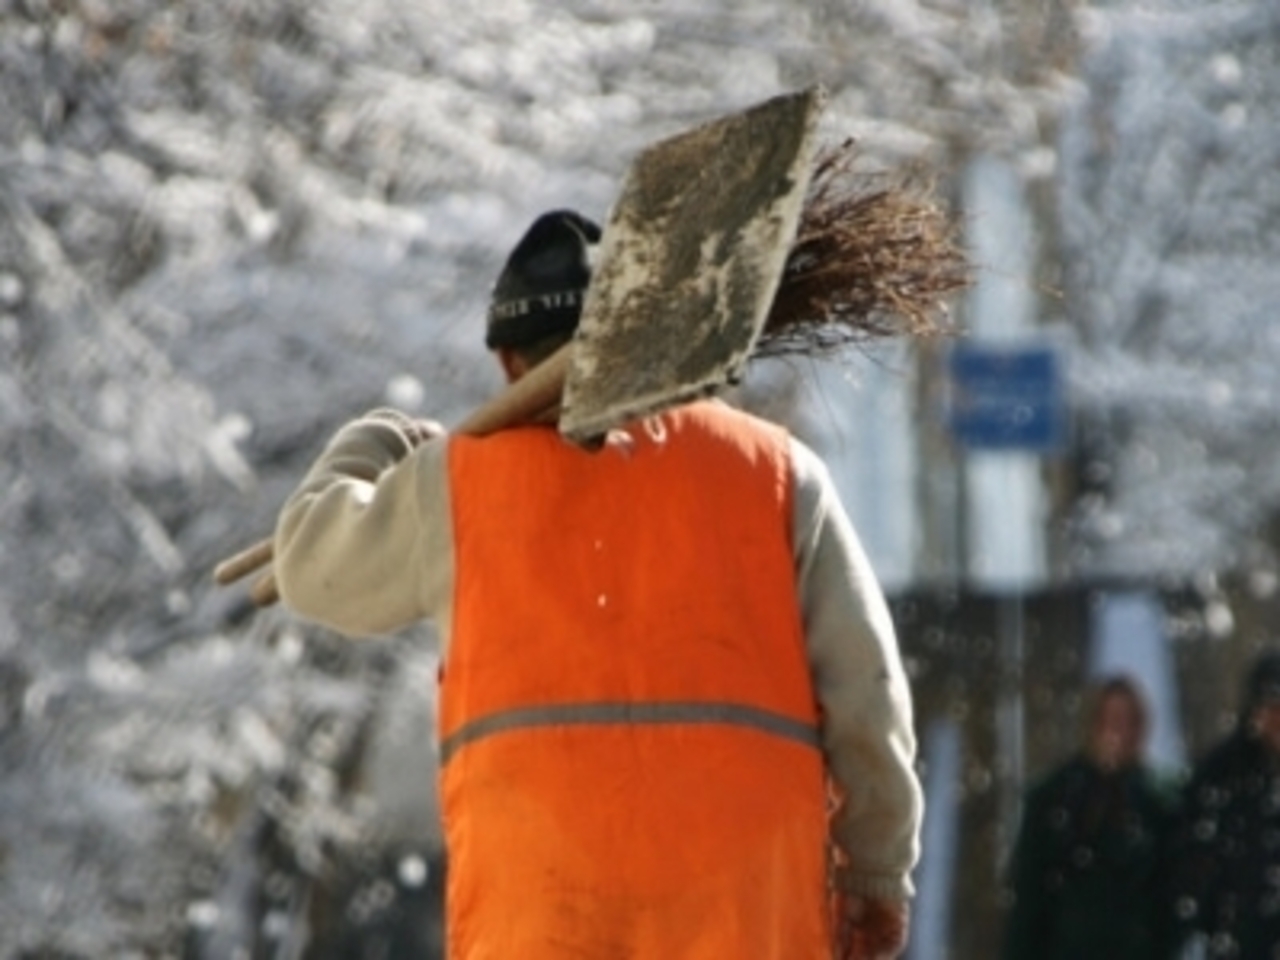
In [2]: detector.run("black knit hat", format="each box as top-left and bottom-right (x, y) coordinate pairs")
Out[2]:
(485, 209), (601, 350)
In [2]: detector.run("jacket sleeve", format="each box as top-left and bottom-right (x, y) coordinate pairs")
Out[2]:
(790, 438), (923, 901)
(273, 410), (450, 638)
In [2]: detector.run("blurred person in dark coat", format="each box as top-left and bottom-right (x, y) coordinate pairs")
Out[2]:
(1168, 649), (1280, 959)
(1000, 675), (1182, 960)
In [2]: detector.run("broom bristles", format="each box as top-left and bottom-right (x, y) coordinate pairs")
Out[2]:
(758, 139), (972, 357)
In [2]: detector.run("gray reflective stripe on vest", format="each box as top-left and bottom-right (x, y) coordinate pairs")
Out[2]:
(439, 701), (820, 765)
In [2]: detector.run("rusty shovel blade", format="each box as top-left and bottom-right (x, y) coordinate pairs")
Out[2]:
(558, 85), (826, 444)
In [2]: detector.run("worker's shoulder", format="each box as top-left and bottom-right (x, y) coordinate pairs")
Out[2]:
(672, 397), (790, 441)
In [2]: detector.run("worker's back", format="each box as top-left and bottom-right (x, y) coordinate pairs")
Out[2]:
(440, 399), (831, 959)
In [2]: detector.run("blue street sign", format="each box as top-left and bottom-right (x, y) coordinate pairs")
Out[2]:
(947, 343), (1065, 452)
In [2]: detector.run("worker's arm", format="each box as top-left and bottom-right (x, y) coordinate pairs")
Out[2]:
(273, 409), (451, 637)
(790, 438), (923, 907)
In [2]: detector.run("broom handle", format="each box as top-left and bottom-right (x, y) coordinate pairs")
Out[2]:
(213, 343), (574, 607)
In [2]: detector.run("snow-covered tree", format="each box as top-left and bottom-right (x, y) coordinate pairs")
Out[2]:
(1058, 1), (1280, 582)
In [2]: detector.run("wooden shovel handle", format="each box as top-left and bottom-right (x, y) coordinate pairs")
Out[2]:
(213, 536), (275, 586)
(249, 569), (280, 608)
(453, 341), (571, 435)
(213, 344), (573, 607)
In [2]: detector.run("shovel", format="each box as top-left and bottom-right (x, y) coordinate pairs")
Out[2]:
(214, 86), (827, 607)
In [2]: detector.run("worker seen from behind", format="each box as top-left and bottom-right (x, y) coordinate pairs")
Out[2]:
(272, 209), (924, 959)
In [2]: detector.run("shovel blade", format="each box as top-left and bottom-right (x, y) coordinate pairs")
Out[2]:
(558, 86), (826, 444)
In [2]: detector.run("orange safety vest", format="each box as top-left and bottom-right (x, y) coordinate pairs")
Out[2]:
(440, 400), (830, 959)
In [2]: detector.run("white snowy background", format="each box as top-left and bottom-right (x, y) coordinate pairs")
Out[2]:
(2, 0), (1278, 956)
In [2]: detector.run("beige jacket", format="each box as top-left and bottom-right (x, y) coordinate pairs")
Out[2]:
(274, 407), (923, 901)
